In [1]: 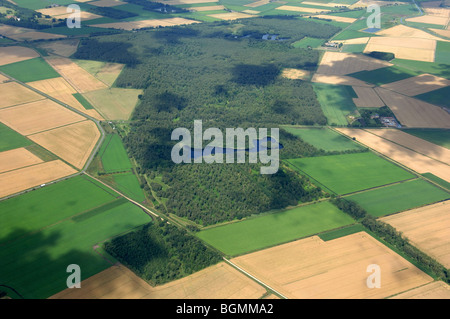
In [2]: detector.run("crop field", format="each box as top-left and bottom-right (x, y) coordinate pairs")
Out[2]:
(0, 46), (39, 66)
(0, 147), (43, 174)
(381, 200), (450, 269)
(390, 281), (450, 299)
(0, 82), (45, 109)
(292, 37), (326, 48)
(364, 37), (437, 62)
(0, 58), (60, 83)
(316, 52), (392, 76)
(380, 73), (450, 97)
(0, 122), (32, 152)
(231, 232), (433, 299)
(311, 74), (372, 87)
(74, 60), (124, 87)
(349, 65), (420, 86)
(415, 86), (450, 108)
(36, 39), (80, 58)
(351, 86), (385, 108)
(286, 152), (415, 195)
(51, 261), (266, 299)
(91, 17), (201, 30)
(280, 68), (310, 80)
(197, 201), (355, 256)
(281, 126), (363, 152)
(391, 58), (450, 80)
(312, 83), (358, 126)
(111, 172), (146, 203)
(402, 129), (450, 149)
(346, 179), (449, 217)
(98, 134), (133, 173)
(434, 41), (450, 65)
(376, 24), (448, 42)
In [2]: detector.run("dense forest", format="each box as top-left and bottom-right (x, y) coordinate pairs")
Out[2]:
(75, 17), (343, 225)
(104, 221), (222, 285)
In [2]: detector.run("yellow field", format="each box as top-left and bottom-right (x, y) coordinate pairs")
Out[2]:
(0, 160), (77, 198)
(430, 28), (450, 38)
(406, 15), (449, 26)
(374, 87), (450, 128)
(91, 17), (200, 30)
(153, 0), (218, 4)
(376, 24), (449, 42)
(335, 128), (450, 182)
(390, 281), (450, 299)
(276, 5), (330, 13)
(29, 120), (101, 170)
(242, 9), (260, 15)
(380, 73), (450, 96)
(316, 52), (392, 75)
(189, 5), (225, 11)
(208, 12), (254, 20)
(50, 262), (266, 299)
(45, 57), (108, 93)
(0, 82), (45, 109)
(0, 46), (39, 66)
(8, 31), (66, 42)
(0, 99), (85, 136)
(89, 0), (127, 7)
(424, 7), (450, 17)
(231, 232), (433, 299)
(352, 86), (385, 108)
(302, 1), (350, 7)
(281, 68), (310, 80)
(244, 0), (270, 7)
(311, 74), (373, 87)
(37, 7), (102, 21)
(36, 39), (80, 58)
(364, 37), (436, 62)
(313, 14), (356, 23)
(0, 147), (43, 174)
(381, 201), (450, 269)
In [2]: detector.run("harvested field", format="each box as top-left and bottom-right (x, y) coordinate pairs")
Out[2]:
(0, 160), (77, 198)
(0, 99), (85, 136)
(36, 39), (80, 57)
(74, 60), (124, 87)
(153, 0), (219, 4)
(36, 7), (102, 21)
(335, 128), (450, 182)
(430, 28), (450, 38)
(50, 262), (266, 299)
(8, 31), (66, 42)
(89, 0), (127, 7)
(406, 15), (449, 26)
(311, 74), (372, 87)
(276, 5), (330, 13)
(244, 0), (270, 7)
(376, 24), (449, 42)
(0, 23), (30, 36)
(316, 52), (392, 76)
(312, 14), (356, 23)
(281, 68), (310, 80)
(338, 37), (370, 45)
(381, 201), (450, 268)
(231, 232), (433, 299)
(0, 82), (44, 108)
(364, 37), (436, 62)
(303, 1), (350, 7)
(390, 281), (450, 299)
(29, 120), (101, 170)
(0, 147), (43, 174)
(352, 86), (385, 108)
(374, 87), (450, 128)
(242, 9), (260, 15)
(0, 46), (39, 66)
(424, 7), (450, 17)
(208, 12), (254, 20)
(91, 17), (201, 30)
(365, 128), (450, 164)
(190, 5), (225, 11)
(380, 73), (450, 96)
(45, 57), (108, 93)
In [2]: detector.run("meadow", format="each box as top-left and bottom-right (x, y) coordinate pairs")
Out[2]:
(98, 134), (133, 173)
(196, 201), (355, 256)
(422, 173), (450, 191)
(286, 152), (416, 195)
(346, 179), (449, 217)
(111, 172), (146, 203)
(0, 122), (32, 152)
(0, 58), (60, 83)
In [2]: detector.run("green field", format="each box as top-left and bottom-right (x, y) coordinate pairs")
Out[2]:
(341, 43), (366, 53)
(414, 86), (450, 108)
(346, 179), (449, 217)
(282, 126), (363, 152)
(348, 65), (420, 86)
(422, 173), (450, 191)
(312, 83), (358, 126)
(111, 172), (146, 203)
(392, 59), (450, 80)
(0, 58), (60, 83)
(292, 37), (325, 49)
(98, 134), (133, 173)
(197, 201), (355, 256)
(0, 122), (32, 152)
(286, 152), (415, 195)
(434, 41), (450, 65)
(318, 223), (365, 241)
(12, 0), (74, 10)
(73, 93), (94, 110)
(402, 129), (450, 149)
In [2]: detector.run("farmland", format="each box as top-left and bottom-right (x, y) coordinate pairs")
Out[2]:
(0, 122), (32, 152)
(0, 58), (60, 83)
(197, 201), (355, 256)
(286, 152), (415, 195)
(402, 129), (450, 149)
(98, 134), (133, 173)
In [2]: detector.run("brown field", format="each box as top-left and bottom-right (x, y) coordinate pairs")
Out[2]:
(380, 73), (450, 96)
(208, 12), (254, 20)
(29, 120), (101, 170)
(27, 77), (104, 120)
(231, 232), (433, 299)
(429, 28), (450, 38)
(406, 15), (449, 26)
(0, 99), (85, 136)
(8, 31), (66, 42)
(0, 147), (43, 174)
(313, 14), (356, 23)
(364, 37), (436, 62)
(50, 262), (267, 299)
(281, 68), (310, 80)
(89, 0), (127, 7)
(244, 0), (270, 7)
(390, 281), (450, 299)
(190, 5), (225, 11)
(381, 201), (450, 269)
(0, 24), (32, 37)
(311, 74), (373, 87)
(316, 52), (392, 75)
(91, 17), (200, 30)
(0, 82), (45, 108)
(352, 86), (385, 108)
(0, 160), (77, 198)
(276, 5), (330, 13)
(376, 24), (449, 42)
(45, 57), (108, 93)
(374, 87), (450, 128)
(153, 0), (218, 4)
(37, 7), (102, 21)
(83, 88), (143, 120)
(335, 128), (450, 182)
(36, 39), (80, 57)
(0, 46), (39, 66)
(421, 1), (444, 8)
